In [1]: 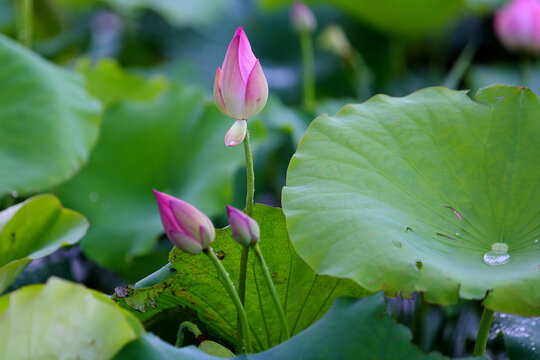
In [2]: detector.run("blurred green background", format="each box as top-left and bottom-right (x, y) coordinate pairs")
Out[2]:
(1, 0), (537, 357)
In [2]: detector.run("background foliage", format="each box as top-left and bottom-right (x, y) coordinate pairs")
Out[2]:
(0, 0), (538, 358)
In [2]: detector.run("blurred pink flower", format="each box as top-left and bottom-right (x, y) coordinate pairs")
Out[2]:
(291, 2), (317, 33)
(153, 190), (215, 254)
(214, 27), (268, 146)
(226, 205), (260, 246)
(494, 0), (540, 54)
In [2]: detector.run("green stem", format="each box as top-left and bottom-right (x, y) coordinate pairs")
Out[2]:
(300, 31), (316, 112)
(205, 248), (251, 353)
(236, 130), (255, 351)
(243, 130), (255, 217)
(253, 243), (290, 341)
(15, 0), (33, 48)
(520, 55), (530, 88)
(133, 262), (175, 289)
(443, 40), (477, 89)
(473, 307), (494, 357)
(175, 321), (202, 348)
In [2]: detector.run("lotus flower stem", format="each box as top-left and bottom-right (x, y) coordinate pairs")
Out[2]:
(300, 31), (316, 112)
(236, 130), (255, 351)
(15, 0), (33, 47)
(133, 262), (175, 289)
(443, 40), (477, 90)
(204, 247), (252, 353)
(243, 131), (255, 217)
(520, 55), (530, 87)
(253, 243), (290, 341)
(175, 321), (202, 348)
(473, 307), (494, 356)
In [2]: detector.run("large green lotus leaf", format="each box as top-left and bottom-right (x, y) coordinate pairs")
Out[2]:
(115, 294), (479, 360)
(76, 59), (168, 107)
(56, 62), (245, 271)
(115, 204), (367, 352)
(283, 85), (540, 316)
(492, 313), (540, 360)
(0, 194), (88, 293)
(0, 34), (101, 197)
(0, 277), (144, 359)
(260, 0), (471, 36)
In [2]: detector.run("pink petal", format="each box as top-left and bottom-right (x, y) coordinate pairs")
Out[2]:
(226, 205), (257, 246)
(244, 59), (268, 119)
(221, 30), (247, 118)
(169, 231), (204, 255)
(236, 27), (257, 82)
(169, 199), (214, 242)
(213, 67), (230, 117)
(220, 27), (258, 119)
(153, 189), (182, 233)
(224, 120), (247, 147)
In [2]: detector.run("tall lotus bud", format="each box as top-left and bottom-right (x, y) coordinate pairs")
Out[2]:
(153, 190), (215, 254)
(494, 0), (540, 54)
(291, 2), (317, 33)
(214, 27), (269, 146)
(226, 205), (260, 246)
(318, 24), (354, 61)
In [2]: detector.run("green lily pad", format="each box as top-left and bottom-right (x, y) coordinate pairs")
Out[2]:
(0, 194), (88, 293)
(492, 313), (540, 360)
(260, 0), (472, 36)
(0, 34), (101, 197)
(283, 85), (540, 316)
(57, 61), (246, 271)
(115, 204), (367, 352)
(115, 294), (477, 360)
(0, 277), (144, 359)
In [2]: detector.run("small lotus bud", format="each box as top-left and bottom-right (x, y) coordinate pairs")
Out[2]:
(318, 24), (353, 60)
(153, 190), (215, 254)
(214, 27), (269, 130)
(291, 2), (317, 33)
(226, 205), (260, 246)
(494, 0), (540, 54)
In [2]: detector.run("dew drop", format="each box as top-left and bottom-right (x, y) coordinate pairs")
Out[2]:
(535, 239), (539, 243)
(483, 251), (510, 266)
(11, 191), (18, 198)
(455, 232), (460, 236)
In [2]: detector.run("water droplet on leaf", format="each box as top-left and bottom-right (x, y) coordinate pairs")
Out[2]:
(483, 251), (510, 266)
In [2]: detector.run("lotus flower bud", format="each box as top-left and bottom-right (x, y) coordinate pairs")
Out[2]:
(226, 205), (260, 246)
(494, 0), (540, 54)
(291, 2), (317, 33)
(318, 24), (353, 60)
(214, 27), (269, 146)
(153, 190), (215, 254)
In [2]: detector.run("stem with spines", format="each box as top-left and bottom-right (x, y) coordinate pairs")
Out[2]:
(473, 307), (494, 357)
(300, 31), (316, 112)
(253, 243), (290, 341)
(205, 248), (251, 353)
(236, 130), (255, 352)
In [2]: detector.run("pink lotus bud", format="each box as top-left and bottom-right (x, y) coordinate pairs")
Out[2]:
(291, 2), (317, 33)
(214, 27), (268, 137)
(494, 0), (540, 54)
(226, 205), (260, 246)
(153, 190), (215, 254)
